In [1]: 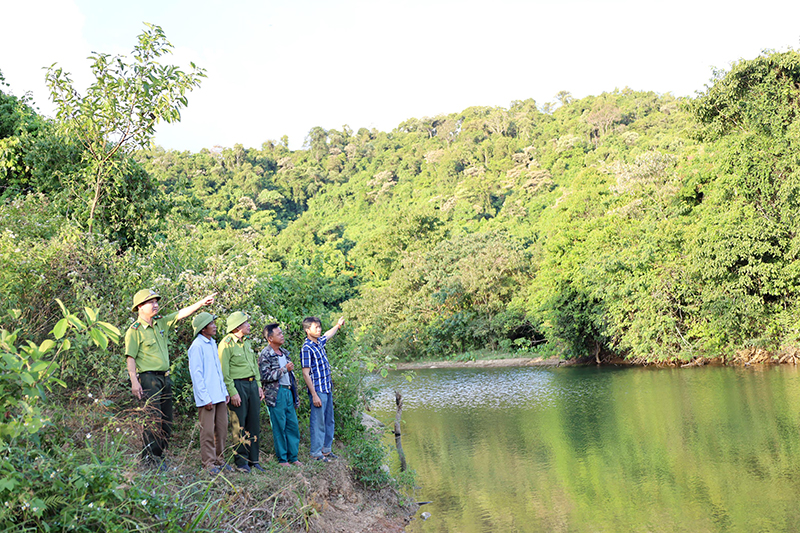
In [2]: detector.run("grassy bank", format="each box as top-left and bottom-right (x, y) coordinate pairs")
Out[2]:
(4, 385), (415, 532)
(0, 311), (415, 532)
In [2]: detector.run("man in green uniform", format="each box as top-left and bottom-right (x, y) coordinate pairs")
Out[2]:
(125, 289), (215, 469)
(219, 312), (265, 473)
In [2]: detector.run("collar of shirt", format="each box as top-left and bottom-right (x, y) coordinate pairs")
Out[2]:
(268, 345), (289, 356)
(136, 314), (165, 329)
(305, 335), (327, 346)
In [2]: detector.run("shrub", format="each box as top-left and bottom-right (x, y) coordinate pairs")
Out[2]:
(0, 305), (224, 532)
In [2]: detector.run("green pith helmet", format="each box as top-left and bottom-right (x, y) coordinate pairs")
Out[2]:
(192, 312), (217, 338)
(226, 311), (249, 333)
(131, 289), (161, 313)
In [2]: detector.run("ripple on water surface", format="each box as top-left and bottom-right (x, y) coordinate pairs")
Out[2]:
(367, 365), (800, 533)
(368, 366), (609, 412)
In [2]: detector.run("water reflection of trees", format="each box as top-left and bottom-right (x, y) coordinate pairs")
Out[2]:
(390, 367), (800, 532)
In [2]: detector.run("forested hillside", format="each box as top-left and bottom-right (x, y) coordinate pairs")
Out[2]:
(4, 49), (800, 368)
(131, 55), (800, 365)
(5, 29), (800, 529)
(132, 88), (692, 363)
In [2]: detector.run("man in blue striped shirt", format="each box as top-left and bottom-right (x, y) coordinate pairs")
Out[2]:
(300, 316), (345, 462)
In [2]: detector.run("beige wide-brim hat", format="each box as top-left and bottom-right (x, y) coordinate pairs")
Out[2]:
(131, 289), (161, 313)
(192, 312), (217, 337)
(226, 311), (249, 333)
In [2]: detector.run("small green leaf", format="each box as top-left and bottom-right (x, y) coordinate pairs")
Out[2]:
(38, 339), (55, 354)
(67, 315), (86, 330)
(55, 299), (68, 317)
(0, 477), (19, 491)
(30, 360), (50, 374)
(84, 307), (98, 323)
(90, 328), (109, 350)
(53, 318), (68, 339)
(98, 321), (121, 336)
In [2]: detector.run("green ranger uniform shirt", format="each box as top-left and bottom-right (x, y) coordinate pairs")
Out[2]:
(218, 333), (262, 397)
(124, 312), (180, 372)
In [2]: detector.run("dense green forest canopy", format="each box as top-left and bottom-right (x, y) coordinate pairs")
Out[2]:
(4, 47), (800, 367)
(8, 32), (800, 530)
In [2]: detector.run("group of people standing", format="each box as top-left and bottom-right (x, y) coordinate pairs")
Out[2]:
(123, 289), (344, 474)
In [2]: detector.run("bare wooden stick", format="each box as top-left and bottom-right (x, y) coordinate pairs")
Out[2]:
(394, 391), (407, 472)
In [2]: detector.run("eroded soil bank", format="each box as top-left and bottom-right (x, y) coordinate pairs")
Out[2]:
(148, 448), (417, 532)
(248, 459), (416, 533)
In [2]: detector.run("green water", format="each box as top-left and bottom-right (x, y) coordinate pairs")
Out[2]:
(368, 365), (800, 532)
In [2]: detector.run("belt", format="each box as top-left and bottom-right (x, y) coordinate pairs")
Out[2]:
(140, 370), (169, 376)
(234, 377), (255, 382)
(281, 385), (291, 389)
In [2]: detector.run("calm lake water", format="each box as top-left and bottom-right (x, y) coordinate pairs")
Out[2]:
(367, 365), (800, 533)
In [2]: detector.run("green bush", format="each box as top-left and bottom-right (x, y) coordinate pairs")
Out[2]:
(0, 305), (227, 532)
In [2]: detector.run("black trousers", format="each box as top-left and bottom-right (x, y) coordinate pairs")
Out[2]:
(139, 372), (173, 458)
(229, 379), (261, 466)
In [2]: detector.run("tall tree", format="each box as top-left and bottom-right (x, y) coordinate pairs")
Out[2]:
(689, 49), (800, 350)
(45, 23), (205, 235)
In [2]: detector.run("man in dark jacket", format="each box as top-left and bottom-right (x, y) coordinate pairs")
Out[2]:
(258, 323), (302, 466)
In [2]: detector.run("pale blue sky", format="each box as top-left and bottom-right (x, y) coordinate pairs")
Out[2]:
(2, 0), (799, 152)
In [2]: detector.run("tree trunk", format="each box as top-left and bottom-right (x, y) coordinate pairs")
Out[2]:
(87, 168), (104, 235)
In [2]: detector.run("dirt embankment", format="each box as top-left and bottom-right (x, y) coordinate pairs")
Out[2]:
(299, 460), (415, 533)
(120, 416), (418, 532)
(680, 347), (800, 367)
(66, 390), (416, 532)
(158, 452), (417, 532)
(223, 459), (416, 532)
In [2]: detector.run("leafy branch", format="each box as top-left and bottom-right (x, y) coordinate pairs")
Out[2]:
(0, 301), (121, 443)
(44, 23), (206, 234)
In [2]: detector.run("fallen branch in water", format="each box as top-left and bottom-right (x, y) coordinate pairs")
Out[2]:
(681, 357), (707, 368)
(394, 391), (407, 472)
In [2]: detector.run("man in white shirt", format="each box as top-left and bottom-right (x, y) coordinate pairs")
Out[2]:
(188, 312), (230, 474)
